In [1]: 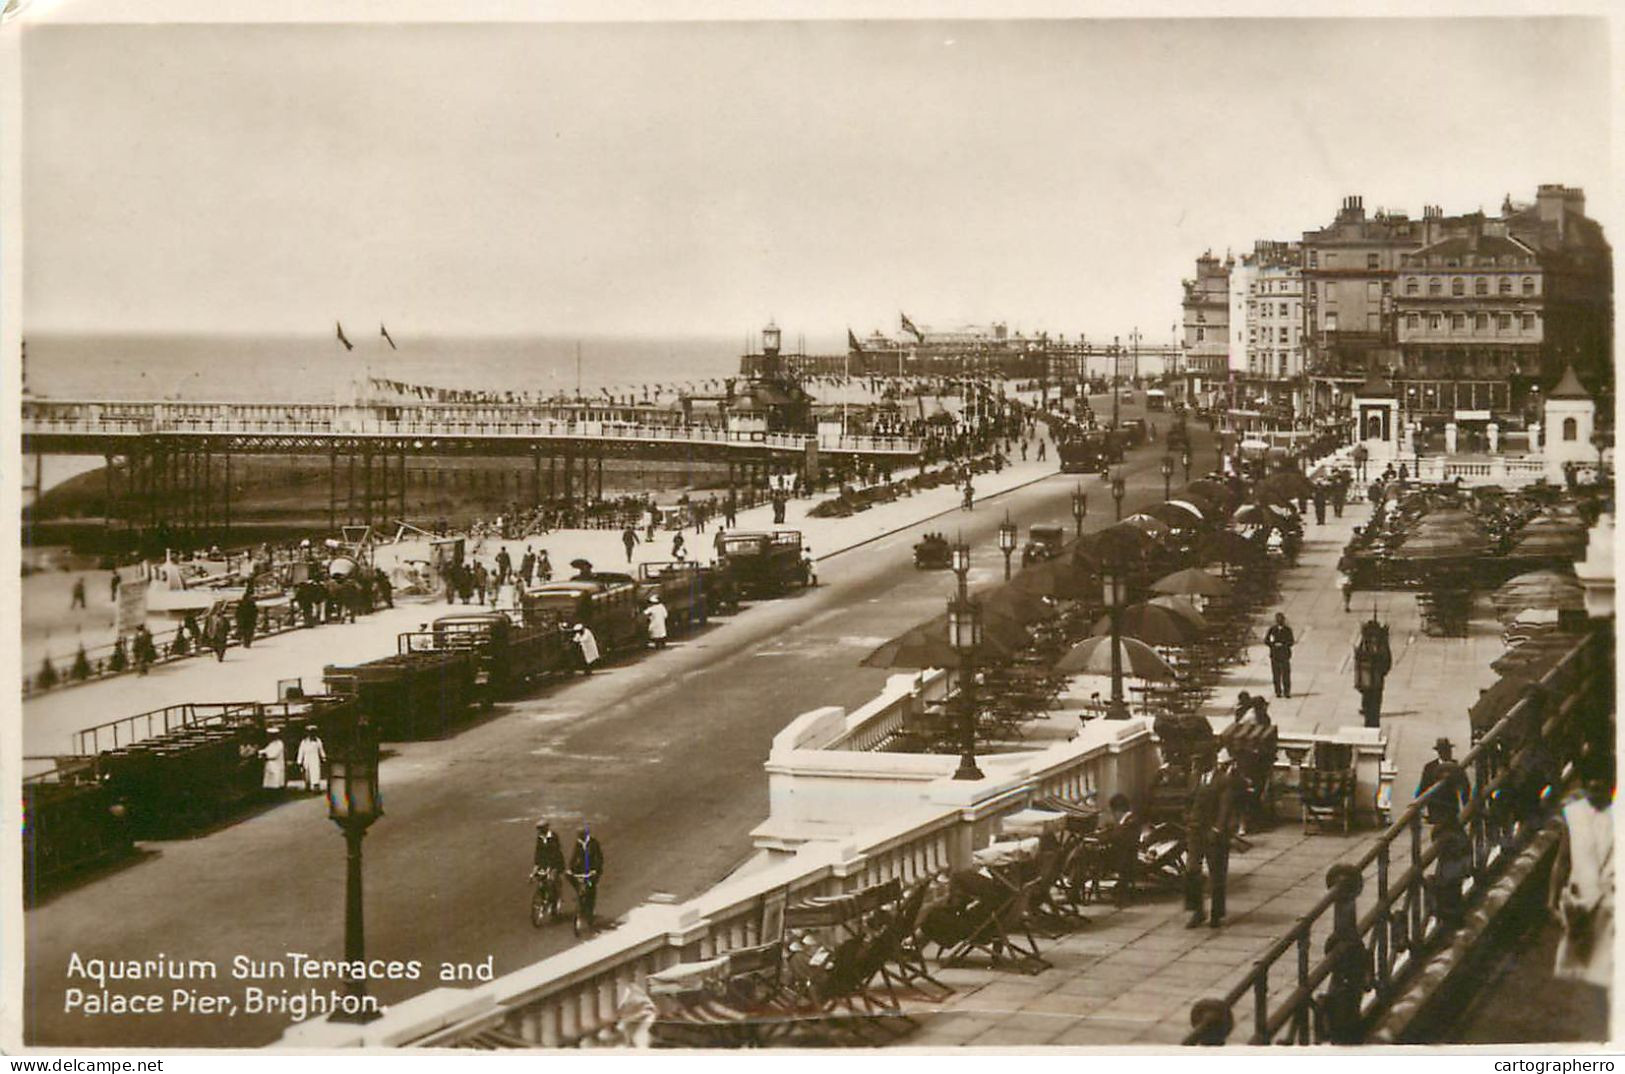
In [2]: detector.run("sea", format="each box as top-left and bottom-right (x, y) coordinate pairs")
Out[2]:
(23, 332), (768, 494)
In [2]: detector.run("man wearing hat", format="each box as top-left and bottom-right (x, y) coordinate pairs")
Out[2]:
(295, 725), (326, 794)
(1418, 738), (1471, 824)
(1186, 747), (1240, 929)
(644, 593), (669, 649)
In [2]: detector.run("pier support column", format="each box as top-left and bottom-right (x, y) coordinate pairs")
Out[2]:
(363, 448), (374, 530)
(103, 454), (116, 532)
(347, 451), (358, 526)
(329, 449), (338, 533)
(224, 453), (233, 540)
(400, 452), (408, 526)
(532, 450), (542, 509)
(596, 455), (604, 501)
(562, 450), (573, 503)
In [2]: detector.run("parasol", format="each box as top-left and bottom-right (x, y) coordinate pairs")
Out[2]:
(982, 586), (1055, 627)
(1261, 470), (1317, 500)
(1054, 635), (1178, 680)
(1091, 602), (1204, 646)
(861, 623), (1013, 669)
(1120, 513), (1172, 540)
(1164, 499), (1207, 521)
(1011, 555), (1096, 601)
(1147, 594), (1210, 630)
(1491, 569), (1585, 613)
(1151, 567), (1232, 598)
(570, 558), (594, 572)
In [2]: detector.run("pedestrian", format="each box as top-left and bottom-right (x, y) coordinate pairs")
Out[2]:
(208, 611), (230, 662)
(1037, 438), (1046, 462)
(109, 569), (121, 603)
(568, 825), (605, 934)
(133, 624), (157, 675)
(1550, 770), (1614, 1000)
(1430, 816), (1473, 930)
(1312, 483), (1327, 525)
(538, 550), (552, 583)
(1105, 792), (1142, 907)
(962, 480), (975, 511)
(1353, 615), (1392, 729)
(1185, 747), (1238, 929)
(622, 526), (640, 563)
(572, 622), (600, 674)
(1020, 440), (1028, 462)
(1232, 691), (1257, 724)
(802, 546), (817, 586)
(295, 725), (326, 794)
(645, 504), (658, 543)
(259, 729), (288, 793)
(1338, 566), (1355, 613)
(1417, 738), (1471, 824)
(473, 562), (489, 606)
(1263, 612), (1295, 698)
(644, 593), (669, 649)
(671, 532), (685, 560)
(496, 546), (512, 587)
(713, 528), (727, 561)
(375, 567), (394, 609)
(1331, 479), (1347, 518)
(520, 546), (536, 586)
(724, 490), (738, 529)
(70, 577), (87, 610)
(235, 592), (259, 649)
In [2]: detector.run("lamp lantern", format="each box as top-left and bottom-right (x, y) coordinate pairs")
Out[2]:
(325, 727), (384, 1024)
(998, 512), (1018, 580)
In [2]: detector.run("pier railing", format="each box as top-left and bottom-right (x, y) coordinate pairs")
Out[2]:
(21, 400), (921, 455)
(1184, 626), (1611, 1045)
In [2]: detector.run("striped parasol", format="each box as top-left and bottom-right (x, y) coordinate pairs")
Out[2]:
(1054, 635), (1179, 680)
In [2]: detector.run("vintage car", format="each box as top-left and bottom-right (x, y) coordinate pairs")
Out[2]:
(718, 530), (809, 597)
(913, 533), (952, 570)
(1021, 525), (1067, 566)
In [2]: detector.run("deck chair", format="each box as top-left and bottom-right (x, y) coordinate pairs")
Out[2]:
(925, 869), (1051, 975)
(648, 943), (789, 1049)
(1026, 840), (1090, 936)
(878, 877), (954, 1003)
(1301, 769), (1355, 834)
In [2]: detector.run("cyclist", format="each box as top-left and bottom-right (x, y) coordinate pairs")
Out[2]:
(567, 825), (605, 935)
(529, 820), (565, 926)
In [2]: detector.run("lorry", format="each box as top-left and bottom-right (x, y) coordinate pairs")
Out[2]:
(718, 530), (810, 598)
(1058, 429), (1121, 473)
(522, 574), (647, 654)
(636, 560), (735, 625)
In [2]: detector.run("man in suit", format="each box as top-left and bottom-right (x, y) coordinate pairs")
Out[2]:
(1105, 793), (1143, 907)
(1417, 738), (1471, 824)
(1186, 747), (1240, 929)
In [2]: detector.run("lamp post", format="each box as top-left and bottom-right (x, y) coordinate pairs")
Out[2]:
(1111, 336), (1121, 429)
(1160, 454), (1174, 501)
(1182, 448), (1192, 483)
(1071, 483), (1088, 537)
(1592, 428), (1609, 474)
(1102, 559), (1131, 720)
(998, 512), (1017, 580)
(326, 725), (384, 1024)
(948, 540), (983, 780)
(1112, 474), (1126, 521)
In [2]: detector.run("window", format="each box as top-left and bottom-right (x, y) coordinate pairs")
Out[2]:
(1309, 282), (1318, 299)
(1309, 251), (1319, 268)
(1367, 253), (1380, 269)
(1521, 313), (1536, 329)
(1406, 313), (1420, 329)
(1405, 278), (1419, 296)
(1474, 312), (1488, 330)
(1497, 313), (1512, 329)
(1474, 277), (1488, 296)
(1196, 327), (1205, 342)
(1428, 278), (1443, 296)
(1499, 277), (1512, 295)
(1428, 314), (1442, 330)
(1451, 314), (1466, 331)
(1279, 302), (1288, 316)
(1563, 417), (1578, 441)
(1451, 278), (1465, 296)
(1382, 281), (1392, 296)
(1522, 277), (1536, 296)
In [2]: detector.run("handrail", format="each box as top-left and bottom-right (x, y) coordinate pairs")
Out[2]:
(1185, 628), (1605, 1045)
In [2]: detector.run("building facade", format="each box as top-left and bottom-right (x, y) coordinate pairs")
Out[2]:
(1233, 241), (1306, 415)
(1180, 251), (1231, 407)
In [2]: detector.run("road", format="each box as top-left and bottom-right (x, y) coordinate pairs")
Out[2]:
(25, 396), (1207, 1048)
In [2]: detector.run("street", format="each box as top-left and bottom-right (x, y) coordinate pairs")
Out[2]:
(24, 400), (1204, 1047)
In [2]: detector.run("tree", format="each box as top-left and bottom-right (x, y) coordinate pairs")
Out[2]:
(71, 645), (91, 681)
(36, 657), (58, 690)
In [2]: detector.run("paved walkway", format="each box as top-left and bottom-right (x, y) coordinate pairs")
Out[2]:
(897, 494), (1518, 1047)
(23, 444), (1063, 758)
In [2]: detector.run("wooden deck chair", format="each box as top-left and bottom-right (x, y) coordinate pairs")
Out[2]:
(879, 877), (954, 1002)
(932, 870), (1051, 975)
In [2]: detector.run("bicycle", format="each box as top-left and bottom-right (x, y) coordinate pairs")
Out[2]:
(529, 867), (562, 928)
(567, 870), (601, 937)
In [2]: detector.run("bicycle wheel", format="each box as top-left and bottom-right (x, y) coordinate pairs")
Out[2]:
(530, 883), (556, 929)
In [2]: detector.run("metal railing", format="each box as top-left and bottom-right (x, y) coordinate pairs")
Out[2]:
(71, 701), (262, 756)
(20, 401), (921, 455)
(1184, 628), (1610, 1045)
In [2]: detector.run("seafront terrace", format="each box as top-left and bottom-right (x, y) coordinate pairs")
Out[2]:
(286, 493), (1612, 1049)
(20, 398), (921, 458)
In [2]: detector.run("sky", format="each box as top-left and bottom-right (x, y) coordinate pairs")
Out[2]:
(16, 14), (1614, 349)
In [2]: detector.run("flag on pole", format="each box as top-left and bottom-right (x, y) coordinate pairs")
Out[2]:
(900, 312), (924, 343)
(336, 321), (354, 351)
(380, 322), (397, 350)
(847, 328), (864, 353)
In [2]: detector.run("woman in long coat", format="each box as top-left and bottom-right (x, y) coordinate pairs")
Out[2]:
(295, 727), (326, 794)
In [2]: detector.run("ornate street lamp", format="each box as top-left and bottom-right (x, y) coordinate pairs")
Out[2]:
(998, 511), (1018, 580)
(326, 725), (384, 1024)
(1071, 483), (1088, 537)
(948, 538), (984, 781)
(1101, 559), (1132, 721)
(1160, 454), (1174, 501)
(1182, 449), (1192, 482)
(1112, 474), (1127, 521)
(1591, 428), (1610, 474)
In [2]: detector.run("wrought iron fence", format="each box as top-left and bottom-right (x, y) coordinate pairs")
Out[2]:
(1184, 626), (1610, 1045)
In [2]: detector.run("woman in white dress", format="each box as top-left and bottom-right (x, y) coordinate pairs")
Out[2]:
(295, 726), (326, 794)
(258, 730), (288, 791)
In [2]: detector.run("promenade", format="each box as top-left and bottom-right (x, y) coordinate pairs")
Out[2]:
(23, 444), (1062, 757)
(894, 493), (1514, 1047)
